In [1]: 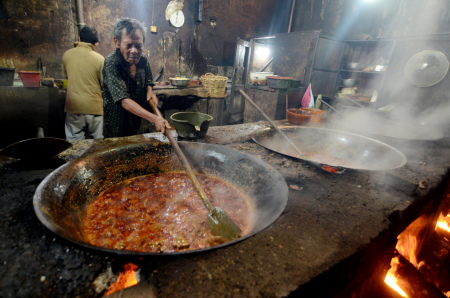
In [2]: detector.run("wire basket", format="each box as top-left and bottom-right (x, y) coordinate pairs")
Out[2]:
(201, 73), (228, 97)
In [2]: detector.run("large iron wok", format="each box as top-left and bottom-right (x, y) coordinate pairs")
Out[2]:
(33, 141), (289, 255)
(252, 126), (407, 171)
(1, 128), (72, 160)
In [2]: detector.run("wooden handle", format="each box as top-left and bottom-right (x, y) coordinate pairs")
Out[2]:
(149, 99), (163, 118)
(239, 89), (306, 160)
(148, 100), (213, 212)
(316, 97), (343, 116)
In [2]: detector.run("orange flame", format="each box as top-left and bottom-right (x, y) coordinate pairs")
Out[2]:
(396, 233), (418, 267)
(384, 215), (429, 296)
(320, 165), (345, 174)
(385, 257), (408, 297)
(103, 263), (138, 296)
(384, 212), (450, 296)
(436, 213), (450, 232)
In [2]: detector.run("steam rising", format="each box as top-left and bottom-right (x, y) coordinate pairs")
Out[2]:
(328, 0), (450, 142)
(331, 105), (448, 141)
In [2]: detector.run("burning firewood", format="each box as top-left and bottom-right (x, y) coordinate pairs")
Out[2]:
(103, 263), (139, 296)
(417, 232), (450, 294)
(391, 254), (445, 298)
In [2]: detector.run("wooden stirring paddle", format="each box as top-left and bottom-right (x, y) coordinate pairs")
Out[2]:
(148, 100), (242, 240)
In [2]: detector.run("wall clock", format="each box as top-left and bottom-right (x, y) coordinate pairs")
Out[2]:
(169, 10), (185, 28)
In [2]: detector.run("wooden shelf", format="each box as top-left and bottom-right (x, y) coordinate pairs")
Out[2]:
(339, 70), (386, 74)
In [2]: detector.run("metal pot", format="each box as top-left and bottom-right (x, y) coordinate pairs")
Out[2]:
(169, 77), (190, 88)
(289, 80), (301, 88)
(266, 76), (293, 89)
(33, 141), (289, 255)
(342, 79), (357, 87)
(344, 62), (362, 70)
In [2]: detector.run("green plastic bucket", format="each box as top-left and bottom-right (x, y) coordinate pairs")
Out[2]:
(170, 112), (213, 139)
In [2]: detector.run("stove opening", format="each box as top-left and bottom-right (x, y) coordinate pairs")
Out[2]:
(93, 262), (140, 296)
(104, 263), (139, 296)
(384, 203), (450, 297)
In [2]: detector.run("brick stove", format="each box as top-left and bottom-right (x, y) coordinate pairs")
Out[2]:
(344, 180), (450, 297)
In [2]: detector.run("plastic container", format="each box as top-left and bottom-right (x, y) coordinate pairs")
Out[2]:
(299, 108), (325, 123)
(0, 68), (15, 86)
(19, 71), (41, 87)
(170, 112), (213, 139)
(54, 79), (63, 89)
(187, 79), (201, 87)
(287, 108), (312, 125)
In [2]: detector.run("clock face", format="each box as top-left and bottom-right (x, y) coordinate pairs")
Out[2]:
(169, 11), (185, 28)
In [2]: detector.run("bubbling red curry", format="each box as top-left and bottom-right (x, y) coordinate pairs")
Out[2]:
(82, 172), (253, 253)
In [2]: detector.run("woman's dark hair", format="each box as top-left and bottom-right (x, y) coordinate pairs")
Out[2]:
(79, 26), (99, 45)
(113, 18), (145, 43)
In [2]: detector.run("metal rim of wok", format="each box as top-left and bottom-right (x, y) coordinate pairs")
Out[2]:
(1, 137), (72, 160)
(33, 141), (289, 256)
(251, 126), (407, 171)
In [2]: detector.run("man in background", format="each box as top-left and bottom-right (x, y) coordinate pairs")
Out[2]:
(62, 26), (105, 141)
(102, 18), (169, 138)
